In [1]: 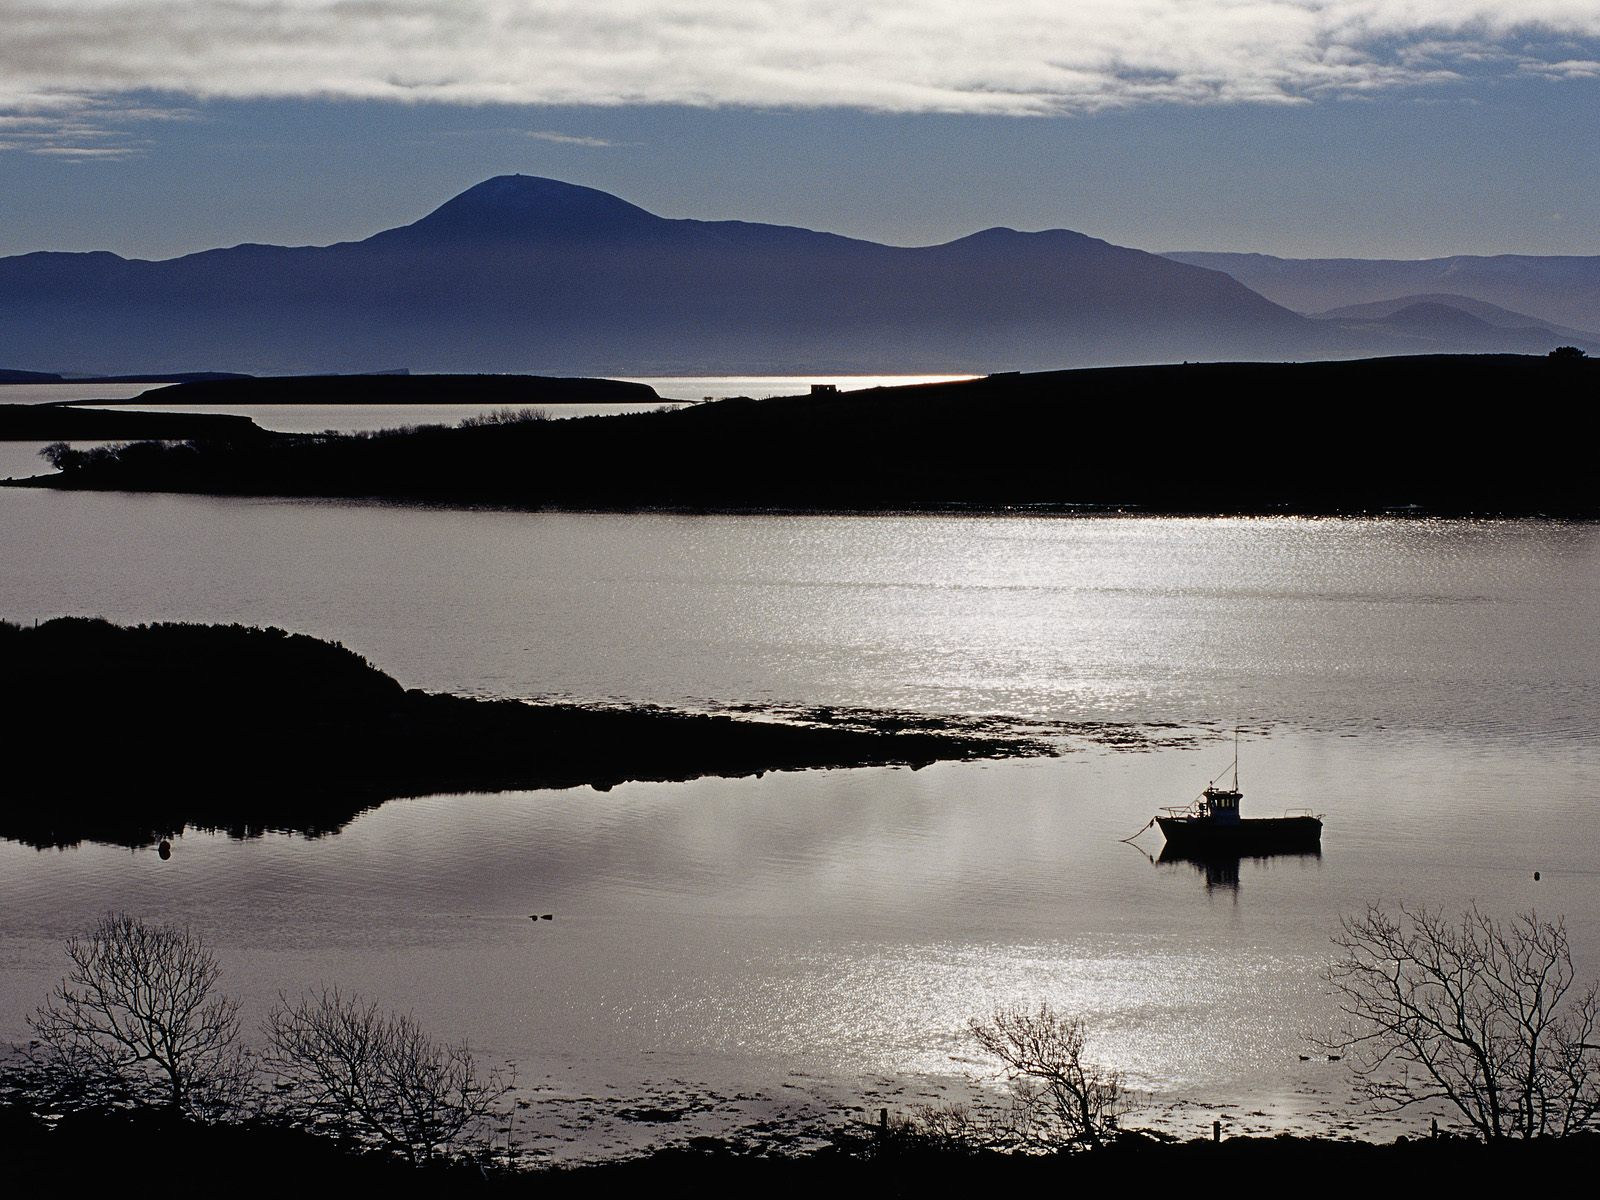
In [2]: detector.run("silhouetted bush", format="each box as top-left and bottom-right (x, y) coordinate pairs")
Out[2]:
(459, 407), (549, 427)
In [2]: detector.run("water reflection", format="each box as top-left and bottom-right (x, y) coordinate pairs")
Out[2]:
(1152, 845), (1325, 894)
(2, 502), (1597, 1146)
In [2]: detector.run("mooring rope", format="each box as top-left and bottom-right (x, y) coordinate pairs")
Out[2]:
(1118, 817), (1155, 844)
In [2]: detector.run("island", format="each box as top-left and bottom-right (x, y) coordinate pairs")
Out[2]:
(0, 403), (266, 444)
(61, 372), (662, 407)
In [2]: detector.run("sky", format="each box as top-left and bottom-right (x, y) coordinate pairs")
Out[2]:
(3, 2), (1599, 261)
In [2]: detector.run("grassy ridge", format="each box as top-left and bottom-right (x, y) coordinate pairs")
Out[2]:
(13, 355), (1598, 514)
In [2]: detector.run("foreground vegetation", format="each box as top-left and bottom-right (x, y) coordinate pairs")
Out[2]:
(0, 617), (1046, 849)
(12, 355), (1599, 515)
(9, 1107), (1599, 1195)
(6, 905), (1598, 1192)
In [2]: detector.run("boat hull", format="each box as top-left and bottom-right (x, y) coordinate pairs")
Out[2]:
(1156, 814), (1322, 854)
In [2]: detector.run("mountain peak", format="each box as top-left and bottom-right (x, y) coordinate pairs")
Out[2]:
(390, 175), (661, 242)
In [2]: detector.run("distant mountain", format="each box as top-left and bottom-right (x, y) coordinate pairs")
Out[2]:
(1165, 251), (1600, 337)
(1313, 293), (1600, 345)
(1304, 296), (1600, 356)
(0, 176), (1378, 376)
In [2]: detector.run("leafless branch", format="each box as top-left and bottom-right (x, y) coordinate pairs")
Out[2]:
(1326, 904), (1600, 1139)
(966, 1002), (1127, 1150)
(25, 912), (248, 1117)
(263, 987), (512, 1163)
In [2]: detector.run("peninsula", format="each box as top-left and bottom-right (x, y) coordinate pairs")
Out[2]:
(13, 355), (1596, 516)
(0, 618), (1046, 850)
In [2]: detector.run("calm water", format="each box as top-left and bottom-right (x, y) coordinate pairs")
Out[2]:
(1, 490), (1596, 1149)
(622, 374), (976, 400)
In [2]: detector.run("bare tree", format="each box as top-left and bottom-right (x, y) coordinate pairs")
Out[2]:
(27, 912), (248, 1115)
(967, 1002), (1126, 1149)
(263, 988), (511, 1163)
(1328, 904), (1600, 1139)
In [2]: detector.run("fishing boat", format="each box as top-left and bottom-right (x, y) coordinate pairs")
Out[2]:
(1153, 734), (1322, 854)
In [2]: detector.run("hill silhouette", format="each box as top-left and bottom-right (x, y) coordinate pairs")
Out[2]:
(1307, 300), (1599, 356)
(15, 355), (1596, 516)
(1310, 293), (1600, 349)
(2, 175), (1386, 376)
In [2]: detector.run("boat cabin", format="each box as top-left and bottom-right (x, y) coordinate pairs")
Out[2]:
(1198, 786), (1242, 824)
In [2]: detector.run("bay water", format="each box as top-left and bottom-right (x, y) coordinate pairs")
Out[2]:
(0, 464), (1595, 1153)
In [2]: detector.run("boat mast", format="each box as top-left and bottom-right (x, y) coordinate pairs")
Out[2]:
(1233, 726), (1239, 792)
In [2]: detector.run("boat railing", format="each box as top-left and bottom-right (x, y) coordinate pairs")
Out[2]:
(1282, 808), (1321, 819)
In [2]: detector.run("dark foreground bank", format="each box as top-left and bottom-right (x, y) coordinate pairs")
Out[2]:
(5, 1105), (1593, 1197)
(12, 354), (1599, 515)
(0, 618), (1045, 850)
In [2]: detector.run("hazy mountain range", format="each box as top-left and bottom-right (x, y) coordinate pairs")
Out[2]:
(1166, 251), (1600, 348)
(1, 176), (1594, 376)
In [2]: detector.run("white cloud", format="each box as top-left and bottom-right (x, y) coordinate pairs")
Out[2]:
(2, 2), (1598, 150)
(27, 145), (144, 160)
(1524, 57), (1600, 77)
(526, 130), (622, 146)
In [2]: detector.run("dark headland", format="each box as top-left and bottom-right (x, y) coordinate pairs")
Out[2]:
(0, 402), (265, 444)
(0, 618), (1045, 850)
(11, 354), (1597, 515)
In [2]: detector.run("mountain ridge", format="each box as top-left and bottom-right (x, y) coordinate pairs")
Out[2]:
(0, 176), (1576, 375)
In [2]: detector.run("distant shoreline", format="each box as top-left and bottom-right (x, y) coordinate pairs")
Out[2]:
(7, 355), (1596, 517)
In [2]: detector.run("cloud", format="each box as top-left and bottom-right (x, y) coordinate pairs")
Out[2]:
(526, 130), (622, 147)
(1524, 57), (1600, 78)
(26, 145), (144, 161)
(2, 1), (1598, 149)
(0, 95), (195, 159)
